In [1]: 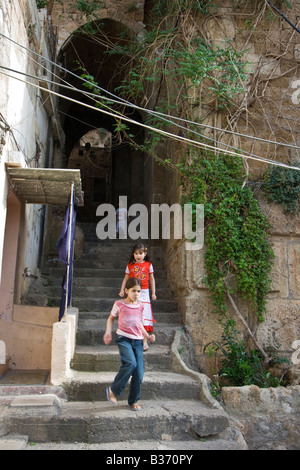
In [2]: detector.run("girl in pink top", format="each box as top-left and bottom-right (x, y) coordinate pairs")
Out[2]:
(119, 243), (157, 351)
(103, 278), (155, 411)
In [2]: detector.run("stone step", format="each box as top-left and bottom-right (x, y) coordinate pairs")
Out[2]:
(78, 227), (149, 242)
(44, 267), (167, 279)
(45, 257), (164, 270)
(75, 310), (181, 323)
(83, 241), (163, 259)
(48, 276), (170, 288)
(63, 371), (200, 402)
(47, 285), (173, 299)
(48, 297), (177, 312)
(0, 385), (67, 399)
(5, 399), (229, 444)
(78, 259), (164, 269)
(0, 435), (28, 450)
(71, 344), (172, 372)
(71, 277), (170, 289)
(80, 255), (164, 268)
(77, 255), (164, 268)
(77, 233), (160, 253)
(23, 436), (246, 450)
(76, 323), (178, 347)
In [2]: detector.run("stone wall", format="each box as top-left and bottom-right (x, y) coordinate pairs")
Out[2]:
(49, 0), (146, 50)
(222, 384), (300, 449)
(162, 197), (300, 382)
(157, 2), (300, 382)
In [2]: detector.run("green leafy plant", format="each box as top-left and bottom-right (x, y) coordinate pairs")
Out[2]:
(109, 32), (248, 112)
(167, 38), (249, 109)
(179, 150), (275, 321)
(264, 163), (300, 213)
(71, 0), (103, 15)
(36, 0), (48, 8)
(205, 319), (289, 388)
(68, 0), (104, 34)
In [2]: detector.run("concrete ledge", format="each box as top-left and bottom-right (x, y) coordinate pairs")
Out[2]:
(50, 308), (79, 385)
(2, 305), (59, 370)
(7, 394), (62, 417)
(0, 435), (28, 450)
(13, 305), (58, 326)
(171, 329), (223, 410)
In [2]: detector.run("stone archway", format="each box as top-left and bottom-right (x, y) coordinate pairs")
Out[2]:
(55, 17), (150, 222)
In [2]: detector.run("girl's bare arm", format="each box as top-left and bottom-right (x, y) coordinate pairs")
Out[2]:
(141, 324), (155, 343)
(149, 273), (156, 300)
(119, 273), (129, 297)
(103, 314), (115, 344)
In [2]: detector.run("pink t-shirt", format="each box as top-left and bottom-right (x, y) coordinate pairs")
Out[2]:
(111, 300), (145, 340)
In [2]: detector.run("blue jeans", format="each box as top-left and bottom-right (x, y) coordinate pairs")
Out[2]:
(110, 335), (144, 406)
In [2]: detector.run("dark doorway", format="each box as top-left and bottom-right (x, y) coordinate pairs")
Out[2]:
(56, 19), (149, 222)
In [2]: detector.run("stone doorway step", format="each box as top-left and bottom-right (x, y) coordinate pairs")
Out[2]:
(0, 223), (247, 450)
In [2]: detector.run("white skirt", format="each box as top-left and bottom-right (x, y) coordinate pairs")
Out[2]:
(139, 289), (155, 332)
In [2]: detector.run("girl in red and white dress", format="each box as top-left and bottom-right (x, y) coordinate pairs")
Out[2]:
(119, 243), (156, 351)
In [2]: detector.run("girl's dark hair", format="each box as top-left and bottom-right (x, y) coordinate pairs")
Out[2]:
(124, 278), (142, 298)
(128, 243), (150, 264)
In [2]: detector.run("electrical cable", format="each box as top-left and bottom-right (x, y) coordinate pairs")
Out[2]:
(1, 61), (300, 164)
(0, 64), (277, 162)
(1, 30), (300, 153)
(1, 66), (300, 173)
(1, 31), (300, 173)
(267, 0), (300, 34)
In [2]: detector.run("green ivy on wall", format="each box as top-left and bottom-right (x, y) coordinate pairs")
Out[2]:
(179, 151), (275, 322)
(263, 163), (300, 213)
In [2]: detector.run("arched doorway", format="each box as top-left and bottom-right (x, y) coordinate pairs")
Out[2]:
(56, 19), (150, 222)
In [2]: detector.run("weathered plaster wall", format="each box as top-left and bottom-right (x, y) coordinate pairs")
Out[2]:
(0, 0), (53, 284)
(0, 0), (59, 369)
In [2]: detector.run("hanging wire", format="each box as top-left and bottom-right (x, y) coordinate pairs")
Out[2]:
(1, 30), (300, 151)
(2, 65), (300, 173)
(266, 0), (300, 34)
(1, 31), (300, 171)
(0, 63), (280, 162)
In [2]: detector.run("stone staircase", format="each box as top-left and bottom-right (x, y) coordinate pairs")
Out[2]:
(0, 222), (247, 450)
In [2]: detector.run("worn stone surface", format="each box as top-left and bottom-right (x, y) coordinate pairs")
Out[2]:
(222, 385), (300, 449)
(7, 394), (62, 417)
(24, 438), (244, 450)
(0, 435), (28, 450)
(165, 201), (300, 382)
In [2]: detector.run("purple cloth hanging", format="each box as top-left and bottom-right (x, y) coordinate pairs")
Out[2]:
(56, 189), (77, 321)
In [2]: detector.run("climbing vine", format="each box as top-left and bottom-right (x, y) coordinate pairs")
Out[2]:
(205, 318), (288, 389)
(264, 163), (300, 213)
(179, 150), (275, 322)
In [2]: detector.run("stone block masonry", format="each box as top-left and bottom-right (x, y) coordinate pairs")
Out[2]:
(222, 385), (300, 449)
